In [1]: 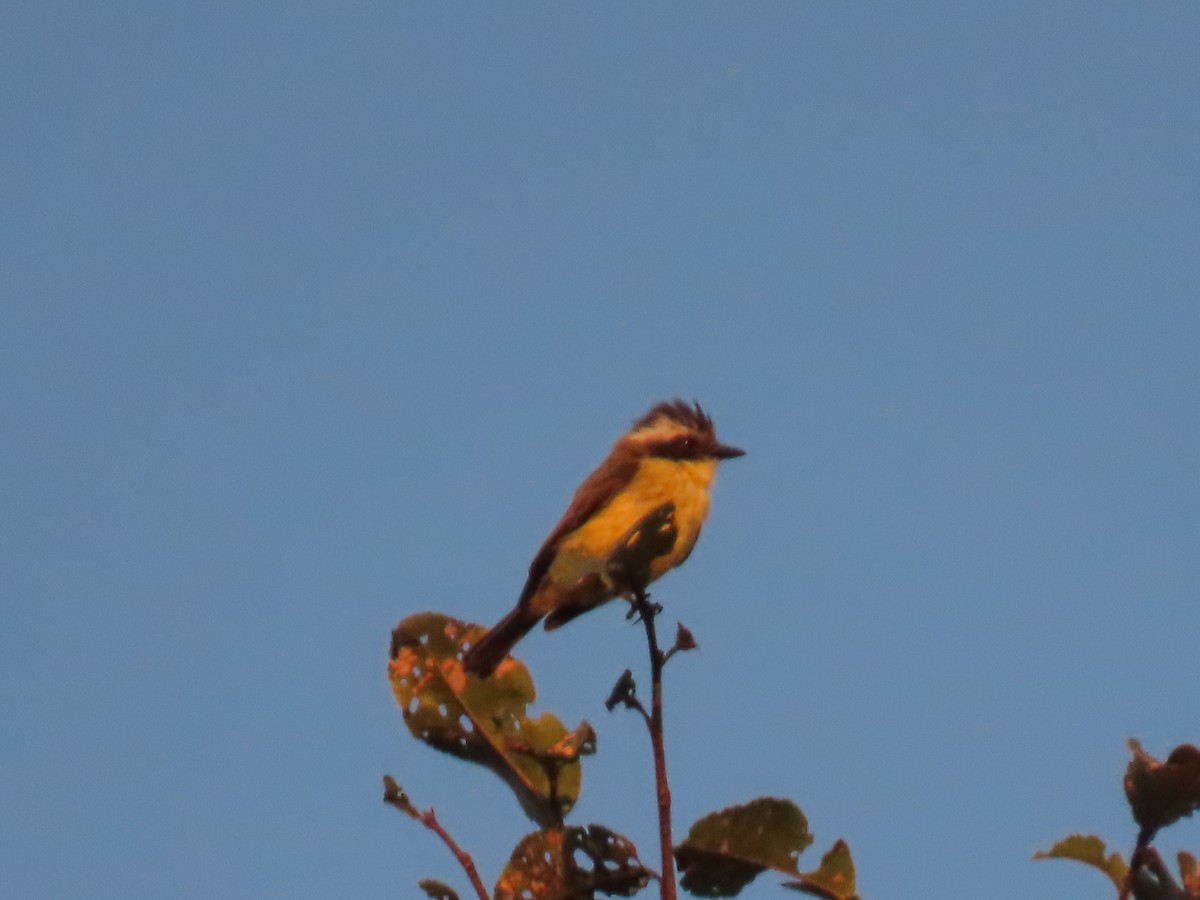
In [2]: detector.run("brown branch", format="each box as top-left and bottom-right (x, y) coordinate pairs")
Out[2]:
(1119, 825), (1156, 900)
(630, 588), (677, 900)
(383, 776), (490, 900)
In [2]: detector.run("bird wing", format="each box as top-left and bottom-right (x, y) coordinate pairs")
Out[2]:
(516, 446), (640, 609)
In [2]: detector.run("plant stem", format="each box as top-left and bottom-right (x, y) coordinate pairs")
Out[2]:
(1118, 825), (1154, 900)
(383, 777), (490, 900)
(632, 589), (677, 900)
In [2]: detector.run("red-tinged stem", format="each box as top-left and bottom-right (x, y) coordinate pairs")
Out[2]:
(633, 589), (677, 900)
(383, 777), (489, 900)
(1118, 825), (1154, 900)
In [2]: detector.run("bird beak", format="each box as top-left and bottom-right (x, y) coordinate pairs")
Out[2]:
(714, 443), (746, 460)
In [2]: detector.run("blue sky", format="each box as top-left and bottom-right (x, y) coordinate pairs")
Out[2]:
(2, 4), (1197, 899)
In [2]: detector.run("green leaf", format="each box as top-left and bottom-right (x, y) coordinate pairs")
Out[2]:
(388, 611), (584, 825)
(494, 826), (652, 900)
(542, 502), (679, 603)
(784, 839), (860, 900)
(1033, 834), (1127, 893)
(543, 721), (598, 763)
(605, 501), (678, 590)
(675, 797), (813, 897)
(418, 878), (459, 900)
(1124, 740), (1200, 835)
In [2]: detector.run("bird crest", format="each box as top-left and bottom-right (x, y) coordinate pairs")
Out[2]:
(630, 400), (715, 441)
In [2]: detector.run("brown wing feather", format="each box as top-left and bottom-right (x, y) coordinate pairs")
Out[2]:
(516, 444), (640, 609)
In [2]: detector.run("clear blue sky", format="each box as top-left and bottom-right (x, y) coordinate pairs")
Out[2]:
(2, 5), (1197, 899)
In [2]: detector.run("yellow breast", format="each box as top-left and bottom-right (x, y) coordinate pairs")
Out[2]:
(563, 457), (717, 582)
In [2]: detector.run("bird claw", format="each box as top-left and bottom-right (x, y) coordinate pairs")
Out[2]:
(624, 594), (662, 623)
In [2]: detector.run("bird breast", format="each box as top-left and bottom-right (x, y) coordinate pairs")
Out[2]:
(561, 456), (717, 581)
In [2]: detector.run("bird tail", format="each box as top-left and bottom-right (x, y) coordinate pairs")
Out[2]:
(463, 605), (540, 678)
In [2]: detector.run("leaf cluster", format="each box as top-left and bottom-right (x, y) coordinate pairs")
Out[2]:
(1035, 740), (1200, 900)
(675, 798), (858, 900)
(385, 610), (859, 899)
(389, 611), (591, 826)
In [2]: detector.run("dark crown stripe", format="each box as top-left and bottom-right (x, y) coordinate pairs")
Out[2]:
(631, 399), (714, 436)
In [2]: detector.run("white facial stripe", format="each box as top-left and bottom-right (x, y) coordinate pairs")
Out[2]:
(630, 418), (691, 443)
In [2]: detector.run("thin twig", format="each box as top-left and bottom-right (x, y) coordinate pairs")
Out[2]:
(383, 776), (490, 900)
(630, 588), (677, 900)
(1118, 825), (1155, 900)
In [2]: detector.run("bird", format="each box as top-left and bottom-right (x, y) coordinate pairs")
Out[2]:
(463, 400), (744, 677)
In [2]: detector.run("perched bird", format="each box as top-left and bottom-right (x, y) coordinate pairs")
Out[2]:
(464, 400), (744, 677)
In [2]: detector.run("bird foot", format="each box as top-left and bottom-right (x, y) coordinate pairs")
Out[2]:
(624, 592), (662, 623)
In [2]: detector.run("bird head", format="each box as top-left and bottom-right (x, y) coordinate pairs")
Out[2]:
(624, 400), (745, 462)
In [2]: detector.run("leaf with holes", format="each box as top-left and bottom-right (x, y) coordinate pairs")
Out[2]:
(784, 839), (860, 900)
(494, 825), (652, 900)
(675, 797), (813, 897)
(388, 611), (584, 825)
(1124, 740), (1200, 835)
(545, 721), (597, 763)
(1032, 834), (1127, 893)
